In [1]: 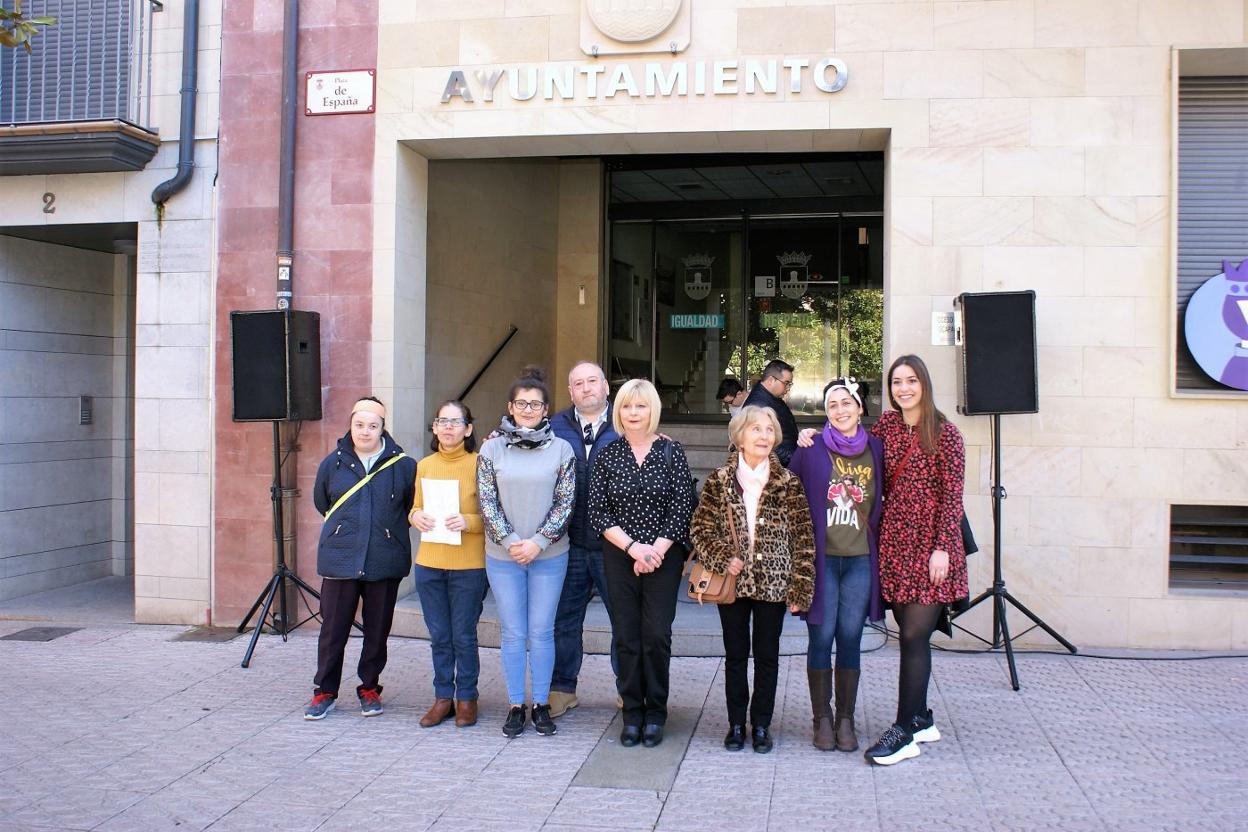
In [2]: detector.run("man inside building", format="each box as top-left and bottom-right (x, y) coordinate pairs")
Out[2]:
(548, 361), (622, 717)
(742, 358), (799, 465)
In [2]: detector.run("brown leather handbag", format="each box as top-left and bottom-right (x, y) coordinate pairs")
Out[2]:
(685, 502), (740, 605)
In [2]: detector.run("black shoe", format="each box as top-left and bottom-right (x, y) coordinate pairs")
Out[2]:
(907, 709), (940, 744)
(620, 724), (642, 747)
(532, 703), (557, 736)
(723, 724), (746, 751)
(502, 705), (527, 739)
(864, 723), (920, 766)
(752, 726), (773, 754)
(641, 723), (664, 747)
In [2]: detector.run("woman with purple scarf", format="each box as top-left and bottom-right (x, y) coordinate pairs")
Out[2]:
(788, 378), (884, 752)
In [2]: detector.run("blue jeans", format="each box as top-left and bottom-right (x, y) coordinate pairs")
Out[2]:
(413, 564), (488, 700)
(485, 552), (569, 706)
(807, 554), (871, 671)
(552, 544), (619, 693)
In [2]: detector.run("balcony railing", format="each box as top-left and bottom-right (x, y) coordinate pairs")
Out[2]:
(1, 0), (162, 129)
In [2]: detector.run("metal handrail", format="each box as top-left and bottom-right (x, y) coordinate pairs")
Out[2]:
(458, 325), (519, 403)
(1, 0), (161, 128)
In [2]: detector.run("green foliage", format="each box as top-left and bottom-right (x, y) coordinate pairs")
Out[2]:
(0, 0), (56, 53)
(843, 287), (884, 382)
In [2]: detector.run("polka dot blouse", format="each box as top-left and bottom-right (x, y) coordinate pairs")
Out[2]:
(588, 437), (695, 546)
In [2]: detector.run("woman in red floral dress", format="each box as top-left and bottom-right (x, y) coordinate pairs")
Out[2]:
(863, 354), (967, 766)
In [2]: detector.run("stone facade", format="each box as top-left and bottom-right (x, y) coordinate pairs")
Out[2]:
(368, 0), (1248, 649)
(0, 0), (220, 624)
(2, 0), (1245, 648)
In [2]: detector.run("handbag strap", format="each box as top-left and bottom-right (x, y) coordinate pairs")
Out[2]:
(886, 432), (919, 494)
(322, 452), (407, 522)
(685, 475), (745, 572)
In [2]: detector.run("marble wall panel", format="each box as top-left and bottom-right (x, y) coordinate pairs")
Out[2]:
(1035, 0), (1140, 47)
(985, 48), (1084, 97)
(934, 0), (1034, 49)
(930, 98), (1030, 147)
(984, 147), (1085, 196)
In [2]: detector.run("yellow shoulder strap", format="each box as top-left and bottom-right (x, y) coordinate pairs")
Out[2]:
(322, 453), (408, 522)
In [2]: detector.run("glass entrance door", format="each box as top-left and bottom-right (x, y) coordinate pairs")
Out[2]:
(607, 212), (882, 419)
(607, 218), (744, 416)
(746, 215), (883, 416)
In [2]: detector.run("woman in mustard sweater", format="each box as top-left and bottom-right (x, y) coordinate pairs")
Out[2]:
(409, 400), (487, 728)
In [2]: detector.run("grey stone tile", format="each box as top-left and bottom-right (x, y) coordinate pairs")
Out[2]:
(546, 787), (664, 829)
(5, 787), (144, 830)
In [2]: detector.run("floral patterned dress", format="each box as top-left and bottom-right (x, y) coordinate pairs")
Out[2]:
(870, 410), (968, 605)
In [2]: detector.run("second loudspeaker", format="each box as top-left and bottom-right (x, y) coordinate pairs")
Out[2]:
(955, 291), (1038, 415)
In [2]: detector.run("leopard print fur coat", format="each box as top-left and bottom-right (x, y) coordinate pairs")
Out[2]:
(690, 450), (815, 610)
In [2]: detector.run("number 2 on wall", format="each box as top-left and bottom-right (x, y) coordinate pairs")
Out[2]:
(42, 192), (56, 214)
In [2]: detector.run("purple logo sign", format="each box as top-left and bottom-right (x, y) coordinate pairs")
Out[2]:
(1185, 258), (1248, 390)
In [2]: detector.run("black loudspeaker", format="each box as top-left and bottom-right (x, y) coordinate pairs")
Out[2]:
(955, 291), (1038, 415)
(231, 310), (322, 421)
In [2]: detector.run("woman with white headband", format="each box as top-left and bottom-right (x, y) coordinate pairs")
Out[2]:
(304, 396), (417, 721)
(789, 378), (885, 752)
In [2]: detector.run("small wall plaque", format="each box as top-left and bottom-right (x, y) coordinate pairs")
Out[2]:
(305, 69), (376, 116)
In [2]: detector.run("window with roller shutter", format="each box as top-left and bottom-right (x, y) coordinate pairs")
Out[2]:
(0, 0), (155, 126)
(1175, 73), (1248, 393)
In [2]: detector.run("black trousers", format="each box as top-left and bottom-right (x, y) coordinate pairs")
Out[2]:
(718, 596), (787, 728)
(603, 541), (685, 727)
(313, 577), (401, 697)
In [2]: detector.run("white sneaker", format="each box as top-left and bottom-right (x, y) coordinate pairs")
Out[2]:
(908, 709), (941, 743)
(864, 724), (921, 766)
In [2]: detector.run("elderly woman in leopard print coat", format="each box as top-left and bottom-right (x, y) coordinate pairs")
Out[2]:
(691, 405), (815, 754)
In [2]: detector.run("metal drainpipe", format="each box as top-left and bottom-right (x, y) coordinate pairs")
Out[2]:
(275, 0), (299, 309)
(151, 0), (200, 207)
(275, 0), (301, 622)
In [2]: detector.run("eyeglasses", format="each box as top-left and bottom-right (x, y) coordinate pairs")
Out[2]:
(769, 375), (795, 390)
(511, 399), (546, 412)
(433, 417), (466, 427)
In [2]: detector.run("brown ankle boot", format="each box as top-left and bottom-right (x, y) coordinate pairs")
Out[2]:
(807, 668), (835, 751)
(454, 699), (478, 727)
(833, 668), (861, 752)
(419, 698), (455, 728)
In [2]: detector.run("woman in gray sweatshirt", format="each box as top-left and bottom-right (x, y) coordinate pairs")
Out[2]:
(477, 366), (576, 739)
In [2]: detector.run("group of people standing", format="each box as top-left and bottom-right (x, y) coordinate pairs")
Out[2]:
(302, 354), (967, 767)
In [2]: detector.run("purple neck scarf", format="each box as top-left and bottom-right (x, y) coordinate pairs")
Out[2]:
(822, 421), (868, 457)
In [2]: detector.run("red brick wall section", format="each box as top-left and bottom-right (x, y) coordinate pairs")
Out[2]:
(214, 0), (378, 623)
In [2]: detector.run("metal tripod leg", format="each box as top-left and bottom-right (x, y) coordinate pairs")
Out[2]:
(1003, 590), (1079, 655)
(996, 592), (1020, 691)
(238, 572), (280, 635)
(241, 573), (282, 668)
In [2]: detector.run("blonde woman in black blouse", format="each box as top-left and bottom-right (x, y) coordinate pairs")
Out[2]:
(588, 379), (695, 749)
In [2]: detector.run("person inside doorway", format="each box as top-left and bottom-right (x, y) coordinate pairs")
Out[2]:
(742, 359), (798, 465)
(716, 377), (748, 418)
(548, 361), (622, 718)
(304, 397), (417, 721)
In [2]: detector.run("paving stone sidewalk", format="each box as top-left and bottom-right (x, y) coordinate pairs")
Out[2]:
(1, 619), (1245, 832)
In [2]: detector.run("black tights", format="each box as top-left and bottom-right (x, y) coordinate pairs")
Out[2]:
(893, 602), (943, 726)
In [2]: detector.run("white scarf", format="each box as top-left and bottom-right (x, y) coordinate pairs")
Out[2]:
(735, 455), (770, 547)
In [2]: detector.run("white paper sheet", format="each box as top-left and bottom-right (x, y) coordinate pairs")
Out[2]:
(420, 478), (462, 545)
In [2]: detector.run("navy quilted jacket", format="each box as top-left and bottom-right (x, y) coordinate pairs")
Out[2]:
(312, 431), (417, 581)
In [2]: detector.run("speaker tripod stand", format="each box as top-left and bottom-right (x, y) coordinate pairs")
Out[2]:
(237, 421), (358, 668)
(951, 414), (1077, 690)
